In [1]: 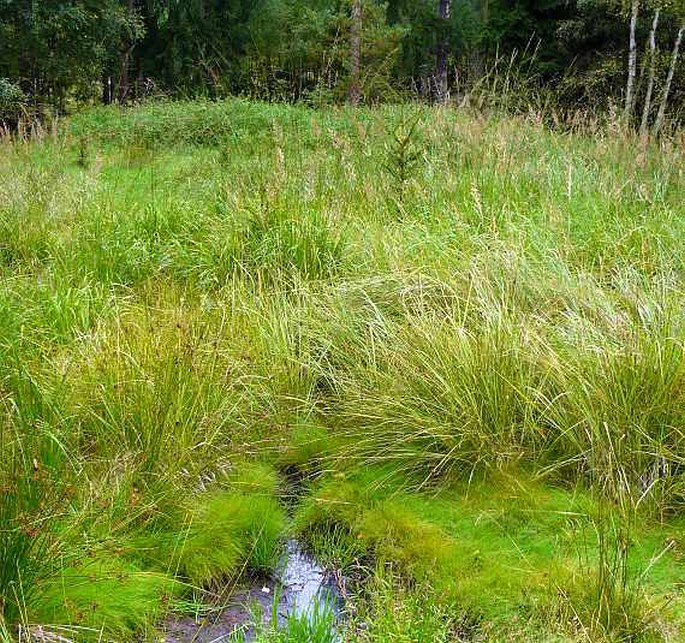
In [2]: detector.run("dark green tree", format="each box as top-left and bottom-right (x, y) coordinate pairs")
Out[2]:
(0, 0), (138, 110)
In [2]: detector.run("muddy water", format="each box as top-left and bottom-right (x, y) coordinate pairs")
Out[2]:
(160, 540), (343, 642)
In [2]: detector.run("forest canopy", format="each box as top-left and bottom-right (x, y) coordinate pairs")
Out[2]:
(0, 0), (684, 127)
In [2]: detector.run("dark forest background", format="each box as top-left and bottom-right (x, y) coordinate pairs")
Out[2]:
(1, 1), (684, 129)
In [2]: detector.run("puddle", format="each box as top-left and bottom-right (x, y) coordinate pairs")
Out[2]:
(160, 539), (344, 642)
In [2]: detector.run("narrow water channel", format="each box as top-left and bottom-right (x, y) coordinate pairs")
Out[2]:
(278, 539), (343, 626)
(160, 539), (343, 642)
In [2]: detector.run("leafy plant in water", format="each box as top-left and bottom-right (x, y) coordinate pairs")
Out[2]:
(243, 594), (337, 643)
(281, 598), (337, 643)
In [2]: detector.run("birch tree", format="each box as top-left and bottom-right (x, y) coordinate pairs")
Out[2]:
(653, 20), (684, 134)
(639, 6), (660, 135)
(624, 0), (640, 118)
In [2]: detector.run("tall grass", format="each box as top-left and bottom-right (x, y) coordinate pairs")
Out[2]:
(0, 99), (683, 640)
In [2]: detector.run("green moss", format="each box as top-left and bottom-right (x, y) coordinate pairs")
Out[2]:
(229, 460), (281, 496)
(30, 555), (178, 639)
(279, 423), (332, 471)
(297, 468), (685, 630)
(129, 476), (286, 585)
(27, 480), (285, 637)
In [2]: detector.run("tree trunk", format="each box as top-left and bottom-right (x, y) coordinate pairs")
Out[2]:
(653, 23), (685, 136)
(348, 0), (362, 106)
(117, 0), (136, 104)
(435, 0), (452, 104)
(640, 8), (660, 137)
(118, 52), (131, 104)
(624, 0), (639, 119)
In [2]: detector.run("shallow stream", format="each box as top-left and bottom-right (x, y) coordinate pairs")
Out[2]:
(160, 539), (343, 642)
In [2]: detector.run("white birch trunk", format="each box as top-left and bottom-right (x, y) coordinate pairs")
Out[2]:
(625, 0), (639, 119)
(640, 8), (660, 136)
(653, 23), (684, 135)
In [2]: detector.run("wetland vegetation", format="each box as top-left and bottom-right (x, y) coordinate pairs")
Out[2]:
(0, 99), (684, 641)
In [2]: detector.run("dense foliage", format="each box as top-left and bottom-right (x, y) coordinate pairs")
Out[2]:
(0, 0), (683, 122)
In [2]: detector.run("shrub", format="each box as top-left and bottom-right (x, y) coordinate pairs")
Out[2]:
(0, 79), (25, 126)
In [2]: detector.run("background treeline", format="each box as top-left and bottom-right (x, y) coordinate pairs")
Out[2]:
(0, 0), (684, 127)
